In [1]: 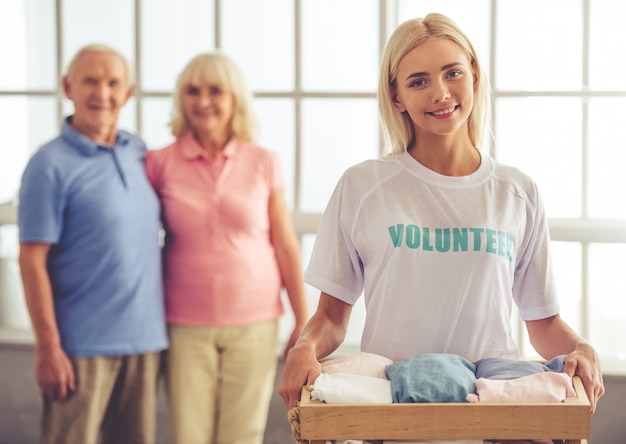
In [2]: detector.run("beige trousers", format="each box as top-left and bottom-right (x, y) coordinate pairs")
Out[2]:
(40, 351), (162, 444)
(166, 320), (278, 444)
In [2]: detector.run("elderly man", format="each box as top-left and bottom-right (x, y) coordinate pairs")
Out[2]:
(18, 44), (167, 444)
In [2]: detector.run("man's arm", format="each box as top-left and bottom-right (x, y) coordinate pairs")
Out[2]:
(526, 314), (604, 413)
(19, 242), (75, 401)
(278, 292), (352, 410)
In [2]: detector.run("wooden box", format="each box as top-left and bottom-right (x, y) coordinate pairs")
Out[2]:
(293, 376), (590, 444)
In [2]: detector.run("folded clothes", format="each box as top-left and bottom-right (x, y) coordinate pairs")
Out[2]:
(311, 372), (393, 404)
(313, 353), (574, 406)
(312, 354), (572, 444)
(321, 352), (394, 379)
(386, 353), (476, 403)
(474, 355), (566, 380)
(466, 372), (576, 403)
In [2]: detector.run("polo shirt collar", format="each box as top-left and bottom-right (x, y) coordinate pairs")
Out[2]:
(61, 116), (130, 156)
(179, 131), (240, 160)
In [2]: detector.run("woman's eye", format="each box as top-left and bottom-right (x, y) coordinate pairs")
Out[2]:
(410, 79), (427, 88)
(447, 70), (463, 78)
(186, 86), (200, 95)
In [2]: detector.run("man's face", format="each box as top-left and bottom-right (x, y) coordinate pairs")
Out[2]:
(63, 51), (133, 143)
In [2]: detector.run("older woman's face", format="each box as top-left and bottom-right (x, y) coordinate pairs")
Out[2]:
(182, 81), (234, 137)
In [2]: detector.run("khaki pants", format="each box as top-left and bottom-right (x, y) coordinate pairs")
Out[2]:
(40, 351), (162, 444)
(166, 320), (278, 444)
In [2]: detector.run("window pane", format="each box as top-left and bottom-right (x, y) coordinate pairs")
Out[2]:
(61, 0), (134, 72)
(222, 0), (293, 92)
(254, 98), (296, 209)
(494, 98), (582, 218)
(301, 0), (379, 92)
(141, 97), (174, 150)
(395, 0), (491, 71)
(0, 225), (30, 330)
(300, 98), (379, 212)
(495, 1), (583, 90)
(141, 0), (215, 91)
(0, 0), (57, 90)
(587, 98), (626, 219)
(301, 234), (323, 319)
(588, 244), (626, 364)
(589, 0), (626, 90)
(551, 241), (582, 332)
(0, 97), (58, 203)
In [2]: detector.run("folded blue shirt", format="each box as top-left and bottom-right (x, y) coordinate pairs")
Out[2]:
(386, 353), (477, 403)
(474, 355), (566, 380)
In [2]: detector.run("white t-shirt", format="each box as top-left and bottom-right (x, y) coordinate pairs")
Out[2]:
(305, 151), (559, 362)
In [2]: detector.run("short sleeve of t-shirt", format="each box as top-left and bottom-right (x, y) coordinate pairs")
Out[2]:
(19, 150), (64, 244)
(304, 168), (366, 304)
(266, 150), (284, 195)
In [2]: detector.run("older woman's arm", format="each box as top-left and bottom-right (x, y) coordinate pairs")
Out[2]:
(268, 191), (309, 357)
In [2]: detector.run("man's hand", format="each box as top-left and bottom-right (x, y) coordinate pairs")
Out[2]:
(35, 344), (76, 401)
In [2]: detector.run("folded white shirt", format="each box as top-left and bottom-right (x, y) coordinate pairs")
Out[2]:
(311, 372), (393, 404)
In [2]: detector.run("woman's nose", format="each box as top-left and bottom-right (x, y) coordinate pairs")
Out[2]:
(431, 81), (450, 103)
(198, 91), (211, 105)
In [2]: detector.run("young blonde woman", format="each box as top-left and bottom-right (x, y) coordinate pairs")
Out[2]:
(146, 52), (308, 444)
(278, 13), (604, 423)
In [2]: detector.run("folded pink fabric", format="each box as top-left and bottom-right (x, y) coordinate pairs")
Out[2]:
(466, 372), (576, 403)
(321, 352), (394, 380)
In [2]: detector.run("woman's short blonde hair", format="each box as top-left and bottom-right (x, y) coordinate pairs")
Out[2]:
(170, 52), (257, 140)
(378, 13), (491, 155)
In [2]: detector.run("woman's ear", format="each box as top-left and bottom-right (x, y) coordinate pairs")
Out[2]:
(391, 85), (406, 112)
(472, 61), (479, 92)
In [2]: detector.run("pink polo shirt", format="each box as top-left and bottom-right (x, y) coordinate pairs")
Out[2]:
(145, 133), (285, 326)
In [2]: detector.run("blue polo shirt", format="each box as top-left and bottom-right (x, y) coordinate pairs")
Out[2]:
(18, 117), (168, 357)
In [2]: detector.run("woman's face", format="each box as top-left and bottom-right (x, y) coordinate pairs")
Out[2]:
(182, 81), (234, 137)
(392, 37), (476, 141)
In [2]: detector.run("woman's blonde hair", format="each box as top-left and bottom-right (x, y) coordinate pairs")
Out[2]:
(378, 13), (491, 155)
(170, 52), (257, 140)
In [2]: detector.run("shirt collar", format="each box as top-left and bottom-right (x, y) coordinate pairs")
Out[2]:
(61, 116), (129, 156)
(178, 131), (239, 160)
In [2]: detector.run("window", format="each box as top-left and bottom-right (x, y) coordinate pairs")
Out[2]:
(1, 0), (625, 373)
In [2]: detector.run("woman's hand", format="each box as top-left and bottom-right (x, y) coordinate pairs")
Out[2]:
(278, 342), (322, 410)
(563, 342), (605, 413)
